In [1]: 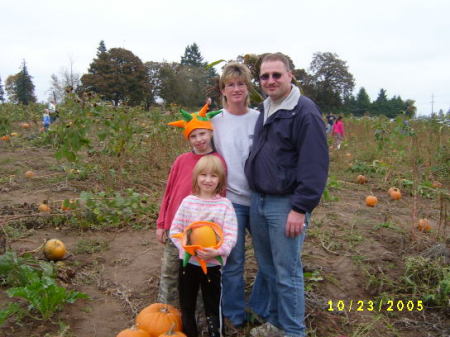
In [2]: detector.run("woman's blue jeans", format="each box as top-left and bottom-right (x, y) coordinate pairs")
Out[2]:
(249, 192), (308, 337)
(221, 203), (269, 326)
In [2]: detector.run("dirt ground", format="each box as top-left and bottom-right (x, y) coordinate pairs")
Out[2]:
(0, 146), (449, 337)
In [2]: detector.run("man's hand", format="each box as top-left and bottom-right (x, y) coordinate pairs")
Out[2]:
(156, 228), (167, 244)
(285, 210), (306, 238)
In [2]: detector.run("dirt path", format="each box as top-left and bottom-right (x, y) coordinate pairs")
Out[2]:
(1, 146), (448, 337)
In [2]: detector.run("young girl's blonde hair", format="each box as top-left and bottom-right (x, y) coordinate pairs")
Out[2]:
(192, 155), (226, 195)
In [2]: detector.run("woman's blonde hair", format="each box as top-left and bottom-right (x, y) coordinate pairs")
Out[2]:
(219, 62), (252, 108)
(192, 155), (226, 195)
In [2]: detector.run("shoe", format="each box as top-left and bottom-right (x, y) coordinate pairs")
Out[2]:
(250, 322), (284, 337)
(246, 309), (267, 325)
(222, 318), (241, 336)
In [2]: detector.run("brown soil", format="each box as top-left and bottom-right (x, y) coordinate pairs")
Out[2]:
(0, 147), (448, 337)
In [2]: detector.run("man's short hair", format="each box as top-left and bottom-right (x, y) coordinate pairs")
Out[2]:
(260, 53), (292, 72)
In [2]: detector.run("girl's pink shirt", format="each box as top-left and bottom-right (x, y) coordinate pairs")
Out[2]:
(156, 151), (226, 231)
(332, 120), (345, 136)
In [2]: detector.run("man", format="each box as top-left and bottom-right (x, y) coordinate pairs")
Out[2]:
(245, 53), (329, 337)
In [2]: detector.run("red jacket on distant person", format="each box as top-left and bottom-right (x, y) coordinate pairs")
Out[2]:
(332, 119), (345, 137)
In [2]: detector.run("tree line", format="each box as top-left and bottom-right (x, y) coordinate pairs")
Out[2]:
(1, 41), (419, 118)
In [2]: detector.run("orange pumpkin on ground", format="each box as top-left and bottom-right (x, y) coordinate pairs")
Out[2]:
(43, 239), (67, 260)
(365, 195), (378, 207)
(158, 324), (187, 337)
(20, 122), (31, 129)
(25, 170), (35, 178)
(136, 303), (182, 337)
(38, 203), (50, 212)
(116, 327), (151, 337)
(417, 218), (431, 232)
(432, 181), (443, 188)
(356, 175), (368, 184)
(388, 187), (402, 200)
(0, 135), (10, 141)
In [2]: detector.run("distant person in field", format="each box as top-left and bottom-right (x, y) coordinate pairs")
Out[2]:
(245, 53), (329, 337)
(42, 109), (51, 131)
(325, 113), (335, 134)
(48, 100), (57, 123)
(155, 104), (225, 307)
(170, 155), (237, 337)
(210, 62), (269, 330)
(332, 116), (345, 149)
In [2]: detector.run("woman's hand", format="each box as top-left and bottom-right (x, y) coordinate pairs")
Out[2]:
(196, 247), (219, 260)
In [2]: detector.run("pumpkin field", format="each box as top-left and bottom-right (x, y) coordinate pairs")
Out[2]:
(0, 98), (448, 337)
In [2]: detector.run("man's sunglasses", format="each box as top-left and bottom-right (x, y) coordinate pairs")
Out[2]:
(259, 72), (283, 81)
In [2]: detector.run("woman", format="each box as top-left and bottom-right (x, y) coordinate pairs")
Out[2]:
(210, 62), (269, 329)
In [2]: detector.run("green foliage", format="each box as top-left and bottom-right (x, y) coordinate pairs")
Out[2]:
(322, 176), (341, 202)
(146, 43), (218, 107)
(402, 256), (449, 308)
(81, 47), (150, 106)
(6, 273), (88, 321)
(78, 189), (154, 229)
(181, 43), (204, 67)
(0, 251), (88, 323)
(47, 97), (92, 162)
(96, 106), (139, 156)
(0, 76), (5, 103)
(0, 251), (54, 287)
(309, 51), (355, 112)
(0, 112), (11, 135)
(13, 61), (37, 105)
(348, 159), (388, 175)
(0, 303), (24, 327)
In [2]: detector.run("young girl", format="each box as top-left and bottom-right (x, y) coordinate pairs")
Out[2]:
(170, 155), (238, 337)
(156, 104), (225, 307)
(332, 116), (345, 149)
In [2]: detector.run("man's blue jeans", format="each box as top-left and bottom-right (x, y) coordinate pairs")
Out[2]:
(249, 192), (308, 337)
(222, 203), (269, 326)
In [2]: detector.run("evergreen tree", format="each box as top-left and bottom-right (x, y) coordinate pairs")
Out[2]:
(0, 76), (4, 103)
(97, 40), (107, 56)
(372, 88), (388, 116)
(15, 61), (36, 105)
(181, 43), (204, 66)
(175, 43), (217, 107)
(387, 96), (404, 118)
(354, 87), (371, 116)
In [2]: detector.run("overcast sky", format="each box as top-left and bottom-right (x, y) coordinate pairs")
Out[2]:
(1, 0), (449, 116)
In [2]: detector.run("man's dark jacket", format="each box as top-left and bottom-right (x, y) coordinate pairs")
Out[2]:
(244, 95), (329, 214)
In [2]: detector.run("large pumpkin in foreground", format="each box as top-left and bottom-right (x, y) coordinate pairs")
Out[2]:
(136, 303), (182, 337)
(116, 327), (150, 337)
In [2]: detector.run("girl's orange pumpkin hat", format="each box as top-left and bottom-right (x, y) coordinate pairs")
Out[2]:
(168, 103), (222, 139)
